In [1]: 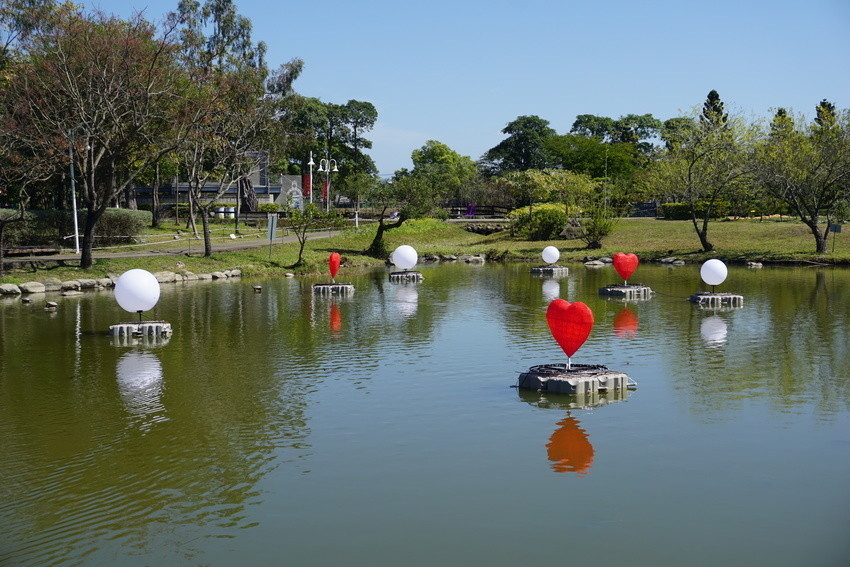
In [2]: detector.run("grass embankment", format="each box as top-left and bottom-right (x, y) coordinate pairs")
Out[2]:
(1, 217), (847, 284)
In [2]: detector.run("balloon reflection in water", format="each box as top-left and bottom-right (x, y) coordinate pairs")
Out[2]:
(546, 415), (594, 475)
(116, 351), (166, 429)
(541, 279), (560, 302)
(700, 315), (728, 348)
(329, 303), (343, 336)
(394, 284), (419, 318)
(613, 307), (639, 337)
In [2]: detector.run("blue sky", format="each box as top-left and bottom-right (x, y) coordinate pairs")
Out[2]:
(92, 0), (850, 175)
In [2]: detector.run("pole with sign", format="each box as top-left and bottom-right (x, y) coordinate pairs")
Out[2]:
(830, 223), (842, 253)
(267, 213), (278, 260)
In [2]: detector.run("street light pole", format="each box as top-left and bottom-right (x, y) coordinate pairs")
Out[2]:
(307, 151), (315, 204)
(317, 158), (338, 212)
(67, 131), (80, 255)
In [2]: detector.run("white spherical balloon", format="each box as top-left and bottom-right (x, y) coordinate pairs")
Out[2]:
(391, 245), (418, 270)
(541, 246), (560, 264)
(114, 269), (161, 313)
(700, 259), (728, 286)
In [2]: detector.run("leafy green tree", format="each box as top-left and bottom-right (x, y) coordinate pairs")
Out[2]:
(280, 203), (345, 267)
(701, 89), (728, 128)
(643, 91), (752, 252)
(751, 102), (850, 253)
(172, 0), (276, 257)
(545, 134), (640, 180)
(281, 97), (377, 202)
(481, 115), (557, 173)
(363, 174), (445, 258)
(3, 7), (189, 268)
(409, 140), (477, 205)
(571, 113), (661, 152)
(570, 114), (616, 139)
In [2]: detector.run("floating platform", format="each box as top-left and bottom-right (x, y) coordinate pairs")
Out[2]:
(689, 292), (743, 307)
(517, 363), (636, 395)
(312, 283), (355, 295)
(389, 271), (424, 283)
(599, 284), (653, 300)
(530, 265), (569, 275)
(109, 321), (173, 337)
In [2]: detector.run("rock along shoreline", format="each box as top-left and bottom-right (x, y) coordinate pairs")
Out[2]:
(0, 269), (243, 298)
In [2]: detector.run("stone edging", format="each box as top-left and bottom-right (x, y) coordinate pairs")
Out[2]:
(0, 269), (242, 297)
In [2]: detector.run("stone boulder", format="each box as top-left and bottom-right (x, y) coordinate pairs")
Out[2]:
(153, 271), (178, 283)
(19, 281), (46, 294)
(0, 283), (21, 295)
(62, 280), (81, 291)
(42, 278), (63, 292)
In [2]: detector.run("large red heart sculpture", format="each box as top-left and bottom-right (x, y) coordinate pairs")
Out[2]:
(613, 252), (639, 282)
(546, 299), (594, 358)
(328, 253), (341, 279)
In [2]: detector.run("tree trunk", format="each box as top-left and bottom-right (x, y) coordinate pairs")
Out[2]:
(200, 207), (213, 257)
(691, 214), (714, 252)
(806, 221), (828, 253)
(0, 222), (6, 277)
(240, 177), (258, 212)
(366, 220), (389, 258)
(79, 208), (99, 269)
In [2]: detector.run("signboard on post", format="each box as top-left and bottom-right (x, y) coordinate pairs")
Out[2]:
(829, 224), (842, 233)
(267, 213), (278, 260)
(267, 213), (278, 241)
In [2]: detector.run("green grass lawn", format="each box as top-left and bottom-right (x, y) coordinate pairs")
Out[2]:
(1, 217), (847, 285)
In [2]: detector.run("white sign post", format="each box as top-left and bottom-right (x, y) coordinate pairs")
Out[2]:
(267, 214), (278, 259)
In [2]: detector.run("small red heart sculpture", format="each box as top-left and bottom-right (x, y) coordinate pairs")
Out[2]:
(328, 253), (340, 279)
(613, 252), (639, 282)
(546, 299), (594, 358)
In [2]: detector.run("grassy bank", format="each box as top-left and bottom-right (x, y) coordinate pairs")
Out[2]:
(1, 217), (848, 285)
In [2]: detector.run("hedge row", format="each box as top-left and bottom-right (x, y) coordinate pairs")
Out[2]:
(0, 208), (151, 247)
(660, 202), (730, 220)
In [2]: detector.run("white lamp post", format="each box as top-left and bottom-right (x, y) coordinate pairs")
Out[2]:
(317, 157), (338, 212)
(307, 151), (315, 204)
(67, 131), (81, 255)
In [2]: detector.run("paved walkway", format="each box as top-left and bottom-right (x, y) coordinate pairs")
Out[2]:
(2, 229), (341, 266)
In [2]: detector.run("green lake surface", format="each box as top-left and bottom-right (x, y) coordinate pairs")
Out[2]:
(1, 262), (848, 566)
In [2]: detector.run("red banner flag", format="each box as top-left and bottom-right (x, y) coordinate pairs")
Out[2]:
(322, 179), (329, 201)
(302, 174), (311, 197)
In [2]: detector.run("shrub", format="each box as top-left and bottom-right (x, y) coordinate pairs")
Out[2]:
(509, 204), (568, 240)
(96, 209), (151, 245)
(661, 201), (730, 220)
(258, 203), (280, 213)
(2, 208), (151, 248)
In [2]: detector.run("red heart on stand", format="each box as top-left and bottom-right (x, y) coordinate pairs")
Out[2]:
(546, 299), (594, 358)
(328, 253), (341, 279)
(613, 252), (639, 282)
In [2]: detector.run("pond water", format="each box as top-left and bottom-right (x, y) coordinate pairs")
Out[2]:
(1, 262), (849, 566)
